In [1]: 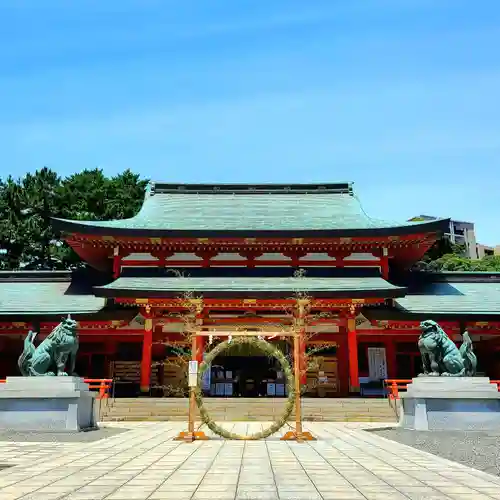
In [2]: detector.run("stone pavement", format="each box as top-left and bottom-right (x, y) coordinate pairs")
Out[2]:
(0, 422), (500, 500)
(370, 427), (500, 477)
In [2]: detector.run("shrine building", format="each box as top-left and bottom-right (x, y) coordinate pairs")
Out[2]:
(1, 182), (499, 398)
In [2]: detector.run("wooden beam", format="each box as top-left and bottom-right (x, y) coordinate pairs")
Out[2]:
(194, 330), (297, 337)
(70, 232), (433, 247)
(118, 298), (385, 308)
(121, 259), (382, 267)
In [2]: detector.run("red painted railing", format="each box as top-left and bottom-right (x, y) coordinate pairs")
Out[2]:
(85, 379), (113, 399)
(0, 378), (113, 400)
(384, 379), (412, 400)
(385, 379), (500, 400)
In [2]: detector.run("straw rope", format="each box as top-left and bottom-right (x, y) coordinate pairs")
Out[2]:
(194, 337), (295, 440)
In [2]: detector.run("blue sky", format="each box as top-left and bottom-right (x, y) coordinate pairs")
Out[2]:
(0, 1), (499, 244)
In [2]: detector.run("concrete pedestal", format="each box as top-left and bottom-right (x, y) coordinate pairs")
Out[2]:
(400, 377), (500, 431)
(0, 377), (97, 432)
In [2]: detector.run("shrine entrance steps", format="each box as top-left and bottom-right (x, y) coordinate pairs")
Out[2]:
(100, 398), (397, 423)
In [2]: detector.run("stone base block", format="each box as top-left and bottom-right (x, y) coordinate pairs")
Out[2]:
(0, 377), (97, 432)
(400, 377), (500, 431)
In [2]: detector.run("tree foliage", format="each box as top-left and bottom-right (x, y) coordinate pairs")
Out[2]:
(0, 167), (148, 270)
(413, 235), (500, 272)
(424, 254), (500, 272)
(420, 237), (466, 263)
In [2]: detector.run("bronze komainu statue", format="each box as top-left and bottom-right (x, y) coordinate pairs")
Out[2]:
(418, 319), (477, 377)
(18, 315), (79, 376)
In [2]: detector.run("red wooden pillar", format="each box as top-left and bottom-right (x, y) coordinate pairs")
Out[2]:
(385, 337), (397, 379)
(140, 312), (153, 393)
(337, 333), (350, 396)
(380, 248), (389, 280)
(192, 311), (205, 364)
(194, 335), (205, 364)
(112, 246), (121, 279)
(347, 317), (359, 392)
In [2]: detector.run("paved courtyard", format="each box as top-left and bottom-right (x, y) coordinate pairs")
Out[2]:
(371, 427), (500, 478)
(0, 422), (500, 500)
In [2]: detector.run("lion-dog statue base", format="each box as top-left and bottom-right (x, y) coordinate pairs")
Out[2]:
(398, 320), (500, 431)
(0, 317), (97, 432)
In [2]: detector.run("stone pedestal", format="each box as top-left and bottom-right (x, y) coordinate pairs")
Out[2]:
(400, 377), (500, 431)
(0, 377), (97, 432)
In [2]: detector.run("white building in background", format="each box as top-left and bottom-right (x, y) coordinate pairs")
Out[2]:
(408, 215), (478, 259)
(476, 244), (500, 259)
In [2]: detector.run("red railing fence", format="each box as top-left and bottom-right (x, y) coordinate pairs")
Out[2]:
(383, 379), (412, 400)
(384, 378), (500, 400)
(0, 378), (113, 400)
(491, 380), (500, 391)
(84, 379), (113, 399)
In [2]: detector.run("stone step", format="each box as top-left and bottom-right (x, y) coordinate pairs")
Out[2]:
(100, 397), (397, 422)
(109, 402), (391, 409)
(101, 415), (393, 422)
(100, 403), (390, 413)
(103, 405), (394, 412)
(110, 398), (390, 404)
(105, 411), (394, 417)
(102, 408), (394, 415)
(107, 402), (393, 407)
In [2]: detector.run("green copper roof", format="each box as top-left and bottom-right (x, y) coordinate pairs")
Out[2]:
(395, 281), (500, 316)
(94, 275), (406, 299)
(0, 271), (106, 316)
(53, 182), (449, 237)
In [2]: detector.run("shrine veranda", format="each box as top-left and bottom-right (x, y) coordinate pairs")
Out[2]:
(1, 182), (499, 397)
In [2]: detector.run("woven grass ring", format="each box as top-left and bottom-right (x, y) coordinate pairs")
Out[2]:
(195, 336), (295, 440)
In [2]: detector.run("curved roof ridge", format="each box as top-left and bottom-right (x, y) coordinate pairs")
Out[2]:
(52, 181), (450, 237)
(146, 181), (354, 195)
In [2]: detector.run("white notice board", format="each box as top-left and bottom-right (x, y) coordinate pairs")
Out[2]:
(367, 347), (387, 380)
